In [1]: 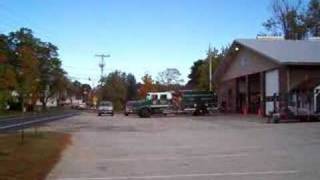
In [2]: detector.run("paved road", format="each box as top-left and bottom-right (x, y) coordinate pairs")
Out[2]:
(0, 111), (79, 131)
(46, 113), (320, 180)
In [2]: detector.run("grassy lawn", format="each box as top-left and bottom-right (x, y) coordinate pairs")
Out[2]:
(0, 132), (71, 180)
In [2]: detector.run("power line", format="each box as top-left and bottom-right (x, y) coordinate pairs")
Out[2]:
(95, 54), (110, 81)
(63, 65), (115, 72)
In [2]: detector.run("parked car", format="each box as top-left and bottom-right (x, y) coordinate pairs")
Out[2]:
(78, 102), (87, 110)
(98, 101), (114, 116)
(124, 100), (139, 116)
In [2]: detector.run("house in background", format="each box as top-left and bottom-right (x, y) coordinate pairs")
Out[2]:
(214, 38), (320, 118)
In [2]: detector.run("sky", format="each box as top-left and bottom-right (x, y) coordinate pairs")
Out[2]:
(0, 0), (271, 86)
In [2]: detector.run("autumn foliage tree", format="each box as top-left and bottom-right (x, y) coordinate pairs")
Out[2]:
(16, 46), (40, 111)
(138, 74), (156, 98)
(0, 28), (70, 111)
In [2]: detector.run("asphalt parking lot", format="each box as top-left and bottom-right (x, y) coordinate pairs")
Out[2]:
(46, 113), (320, 180)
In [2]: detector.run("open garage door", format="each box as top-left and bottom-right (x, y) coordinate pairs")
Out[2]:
(315, 85), (320, 113)
(265, 69), (279, 115)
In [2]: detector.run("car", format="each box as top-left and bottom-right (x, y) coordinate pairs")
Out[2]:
(78, 103), (87, 110)
(124, 100), (139, 116)
(97, 101), (114, 116)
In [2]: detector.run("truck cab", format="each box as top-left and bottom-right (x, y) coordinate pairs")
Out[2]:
(146, 92), (172, 107)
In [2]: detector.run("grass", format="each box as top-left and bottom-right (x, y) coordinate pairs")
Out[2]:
(0, 110), (23, 118)
(0, 132), (71, 180)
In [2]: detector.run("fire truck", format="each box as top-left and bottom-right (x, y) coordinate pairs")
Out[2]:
(133, 90), (217, 118)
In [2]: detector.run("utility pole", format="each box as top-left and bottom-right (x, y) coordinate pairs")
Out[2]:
(95, 54), (110, 84)
(208, 44), (212, 92)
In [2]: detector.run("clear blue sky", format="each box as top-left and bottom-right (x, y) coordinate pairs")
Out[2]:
(0, 0), (271, 86)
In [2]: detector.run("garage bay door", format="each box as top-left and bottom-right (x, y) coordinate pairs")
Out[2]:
(265, 69), (279, 115)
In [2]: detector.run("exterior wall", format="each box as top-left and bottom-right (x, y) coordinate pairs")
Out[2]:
(222, 48), (278, 81)
(288, 66), (320, 91)
(217, 79), (237, 112)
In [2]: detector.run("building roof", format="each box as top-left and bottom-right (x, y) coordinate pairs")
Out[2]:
(214, 39), (320, 84)
(235, 39), (320, 65)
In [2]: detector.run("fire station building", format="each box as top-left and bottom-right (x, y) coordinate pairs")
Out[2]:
(214, 38), (320, 117)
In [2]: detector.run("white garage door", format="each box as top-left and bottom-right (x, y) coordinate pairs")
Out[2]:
(265, 69), (279, 115)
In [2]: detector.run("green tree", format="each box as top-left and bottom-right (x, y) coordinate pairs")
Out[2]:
(37, 42), (65, 109)
(126, 73), (138, 100)
(81, 83), (91, 104)
(100, 71), (127, 110)
(187, 47), (223, 91)
(0, 65), (17, 110)
(186, 60), (205, 88)
(0, 35), (17, 110)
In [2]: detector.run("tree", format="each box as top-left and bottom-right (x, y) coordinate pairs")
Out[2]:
(81, 83), (91, 104)
(100, 71), (127, 110)
(0, 35), (17, 110)
(16, 45), (40, 111)
(0, 65), (17, 110)
(139, 74), (156, 98)
(6, 29), (41, 111)
(126, 73), (138, 100)
(263, 0), (307, 39)
(186, 46), (223, 91)
(5, 28), (69, 110)
(157, 68), (184, 86)
(186, 60), (205, 88)
(37, 42), (65, 109)
(0, 28), (71, 111)
(306, 0), (320, 37)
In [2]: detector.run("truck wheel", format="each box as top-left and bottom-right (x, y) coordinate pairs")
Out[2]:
(139, 108), (151, 118)
(193, 110), (199, 116)
(203, 108), (209, 114)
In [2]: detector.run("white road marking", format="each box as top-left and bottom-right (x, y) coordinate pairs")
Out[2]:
(100, 153), (249, 162)
(58, 170), (299, 180)
(78, 145), (261, 151)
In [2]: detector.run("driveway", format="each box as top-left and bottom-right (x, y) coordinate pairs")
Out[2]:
(46, 113), (320, 180)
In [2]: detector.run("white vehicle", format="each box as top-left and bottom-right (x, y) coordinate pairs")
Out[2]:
(98, 101), (114, 116)
(78, 103), (87, 110)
